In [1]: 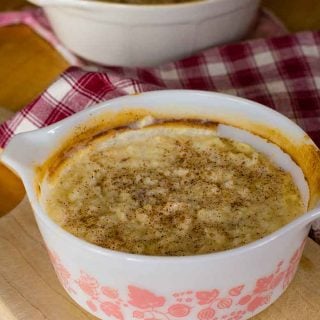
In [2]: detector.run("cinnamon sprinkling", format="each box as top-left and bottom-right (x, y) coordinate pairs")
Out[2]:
(45, 124), (304, 256)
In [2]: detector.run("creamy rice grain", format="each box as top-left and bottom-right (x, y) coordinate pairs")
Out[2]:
(45, 124), (304, 256)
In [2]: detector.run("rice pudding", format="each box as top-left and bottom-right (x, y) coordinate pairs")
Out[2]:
(44, 121), (304, 256)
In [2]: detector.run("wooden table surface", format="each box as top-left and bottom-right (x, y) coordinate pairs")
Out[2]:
(1, 0), (320, 215)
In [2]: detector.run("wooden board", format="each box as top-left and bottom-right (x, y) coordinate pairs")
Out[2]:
(0, 198), (320, 320)
(0, 24), (69, 112)
(0, 154), (25, 217)
(262, 0), (320, 32)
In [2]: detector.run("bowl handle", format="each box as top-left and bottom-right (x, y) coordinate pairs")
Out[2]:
(306, 206), (320, 224)
(0, 130), (47, 179)
(1, 133), (31, 178)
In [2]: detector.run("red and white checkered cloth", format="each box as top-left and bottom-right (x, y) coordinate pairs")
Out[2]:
(1, 31), (319, 147)
(0, 11), (320, 241)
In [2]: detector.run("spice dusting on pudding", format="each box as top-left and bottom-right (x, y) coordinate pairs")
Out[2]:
(44, 121), (304, 256)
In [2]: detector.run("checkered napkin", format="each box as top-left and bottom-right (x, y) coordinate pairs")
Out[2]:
(1, 31), (320, 241)
(1, 31), (319, 146)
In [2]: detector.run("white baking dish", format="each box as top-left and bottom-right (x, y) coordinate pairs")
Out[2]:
(2, 90), (320, 320)
(28, 0), (260, 66)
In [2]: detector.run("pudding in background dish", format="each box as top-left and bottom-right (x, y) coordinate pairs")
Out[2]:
(44, 121), (304, 256)
(94, 0), (200, 4)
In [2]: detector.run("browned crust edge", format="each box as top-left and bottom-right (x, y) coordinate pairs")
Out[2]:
(34, 108), (320, 209)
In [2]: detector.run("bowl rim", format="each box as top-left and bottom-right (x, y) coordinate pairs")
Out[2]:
(16, 90), (317, 263)
(80, 0), (213, 8)
(30, 0), (255, 11)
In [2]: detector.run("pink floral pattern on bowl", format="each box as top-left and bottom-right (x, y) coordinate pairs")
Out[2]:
(48, 239), (306, 320)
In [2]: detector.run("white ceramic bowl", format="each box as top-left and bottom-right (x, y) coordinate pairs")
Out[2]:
(2, 90), (320, 320)
(28, 0), (260, 67)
